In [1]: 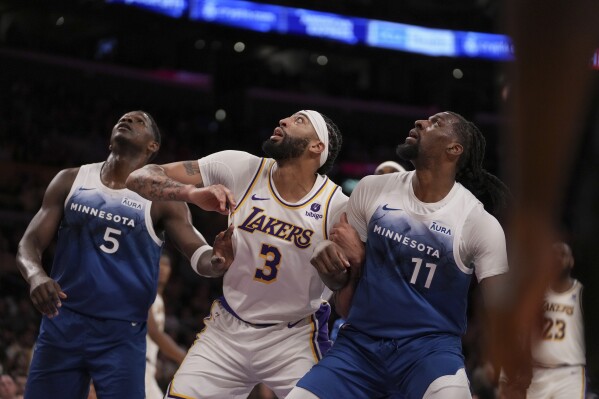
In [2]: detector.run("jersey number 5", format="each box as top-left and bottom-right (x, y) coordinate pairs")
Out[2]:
(100, 227), (122, 254)
(254, 244), (281, 284)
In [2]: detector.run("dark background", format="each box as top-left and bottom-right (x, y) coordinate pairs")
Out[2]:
(1, 0), (598, 396)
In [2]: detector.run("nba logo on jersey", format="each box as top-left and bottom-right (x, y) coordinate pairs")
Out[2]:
(305, 203), (323, 220)
(122, 197), (143, 210)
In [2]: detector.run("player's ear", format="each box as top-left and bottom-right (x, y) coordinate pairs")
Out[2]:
(447, 142), (463, 157)
(147, 141), (160, 156)
(311, 140), (325, 156)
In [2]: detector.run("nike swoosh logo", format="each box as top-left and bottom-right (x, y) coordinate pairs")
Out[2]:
(251, 194), (270, 201)
(287, 319), (302, 328)
(382, 204), (401, 211)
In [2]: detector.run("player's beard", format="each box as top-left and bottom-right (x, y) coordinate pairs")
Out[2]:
(262, 134), (310, 161)
(396, 142), (418, 161)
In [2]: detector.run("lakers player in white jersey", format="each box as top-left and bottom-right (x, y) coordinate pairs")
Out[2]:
(145, 252), (186, 399)
(127, 110), (347, 398)
(525, 242), (586, 398)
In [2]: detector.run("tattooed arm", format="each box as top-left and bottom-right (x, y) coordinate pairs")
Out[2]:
(126, 161), (235, 215)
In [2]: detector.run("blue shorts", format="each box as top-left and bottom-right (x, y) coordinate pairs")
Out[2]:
(297, 326), (465, 399)
(25, 307), (147, 399)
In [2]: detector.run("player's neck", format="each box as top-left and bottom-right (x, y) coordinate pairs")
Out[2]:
(102, 153), (146, 189)
(411, 169), (455, 203)
(271, 161), (317, 202)
(551, 276), (575, 293)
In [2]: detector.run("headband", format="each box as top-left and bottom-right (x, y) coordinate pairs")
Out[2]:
(300, 110), (329, 167)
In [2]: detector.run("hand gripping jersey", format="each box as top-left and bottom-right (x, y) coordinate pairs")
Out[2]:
(53, 162), (163, 322)
(199, 151), (347, 324)
(532, 280), (585, 367)
(346, 171), (508, 338)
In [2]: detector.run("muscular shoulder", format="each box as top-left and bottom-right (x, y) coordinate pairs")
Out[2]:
(462, 205), (508, 280)
(48, 167), (80, 195)
(199, 150), (261, 167)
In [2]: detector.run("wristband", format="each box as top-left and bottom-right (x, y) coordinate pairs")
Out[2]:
(191, 244), (213, 269)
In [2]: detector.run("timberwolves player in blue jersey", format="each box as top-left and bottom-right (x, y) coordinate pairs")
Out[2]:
(16, 111), (235, 399)
(287, 112), (511, 399)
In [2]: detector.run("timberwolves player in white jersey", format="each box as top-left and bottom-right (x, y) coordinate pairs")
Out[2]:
(288, 111), (511, 399)
(526, 242), (586, 399)
(17, 111), (234, 399)
(127, 110), (347, 398)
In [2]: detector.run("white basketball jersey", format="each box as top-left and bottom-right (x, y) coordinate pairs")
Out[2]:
(532, 280), (585, 367)
(146, 293), (165, 367)
(201, 152), (347, 324)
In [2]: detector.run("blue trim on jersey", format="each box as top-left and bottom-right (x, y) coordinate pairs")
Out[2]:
(312, 301), (333, 359)
(218, 296), (278, 327)
(267, 162), (330, 208)
(322, 185), (340, 240)
(232, 157), (266, 214)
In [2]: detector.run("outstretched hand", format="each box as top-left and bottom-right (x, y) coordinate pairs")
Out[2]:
(188, 185), (236, 215)
(329, 213), (365, 267)
(29, 274), (67, 318)
(212, 224), (235, 274)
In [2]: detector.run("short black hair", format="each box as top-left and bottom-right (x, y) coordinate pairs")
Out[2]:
(136, 110), (161, 161)
(317, 113), (342, 175)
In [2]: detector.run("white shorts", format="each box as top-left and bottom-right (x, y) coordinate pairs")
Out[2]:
(145, 361), (164, 399)
(166, 299), (331, 399)
(526, 365), (586, 399)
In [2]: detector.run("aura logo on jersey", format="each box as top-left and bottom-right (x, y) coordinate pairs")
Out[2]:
(70, 202), (136, 227)
(121, 197), (143, 210)
(373, 224), (440, 258)
(429, 221), (452, 236)
(238, 206), (314, 249)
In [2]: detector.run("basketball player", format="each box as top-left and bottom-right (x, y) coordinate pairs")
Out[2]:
(16, 111), (235, 399)
(525, 242), (586, 398)
(145, 252), (186, 399)
(287, 111), (511, 399)
(126, 110), (347, 398)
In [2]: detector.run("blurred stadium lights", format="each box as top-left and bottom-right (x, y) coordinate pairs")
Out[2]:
(106, 0), (515, 60)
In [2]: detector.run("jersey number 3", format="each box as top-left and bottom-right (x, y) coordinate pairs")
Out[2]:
(100, 227), (122, 254)
(254, 244), (281, 284)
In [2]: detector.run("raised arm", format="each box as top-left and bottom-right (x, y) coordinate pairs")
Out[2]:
(126, 161), (235, 215)
(16, 168), (77, 317)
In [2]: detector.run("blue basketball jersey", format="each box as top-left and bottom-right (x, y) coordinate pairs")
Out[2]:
(52, 162), (163, 322)
(347, 173), (481, 338)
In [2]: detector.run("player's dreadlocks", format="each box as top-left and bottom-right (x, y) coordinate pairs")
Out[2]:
(448, 112), (511, 218)
(317, 113), (343, 175)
